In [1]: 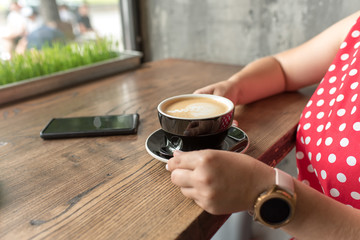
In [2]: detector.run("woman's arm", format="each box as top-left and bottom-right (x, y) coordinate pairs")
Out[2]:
(167, 150), (360, 240)
(283, 175), (360, 240)
(275, 10), (360, 91)
(195, 11), (360, 105)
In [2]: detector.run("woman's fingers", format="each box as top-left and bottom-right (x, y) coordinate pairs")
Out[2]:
(170, 168), (193, 188)
(232, 119), (239, 127)
(179, 187), (198, 200)
(167, 151), (198, 171)
(193, 85), (215, 94)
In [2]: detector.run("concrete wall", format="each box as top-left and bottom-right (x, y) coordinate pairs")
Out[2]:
(140, 0), (360, 65)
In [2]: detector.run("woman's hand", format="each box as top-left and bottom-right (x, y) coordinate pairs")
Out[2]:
(194, 79), (241, 105)
(166, 150), (274, 215)
(193, 57), (288, 105)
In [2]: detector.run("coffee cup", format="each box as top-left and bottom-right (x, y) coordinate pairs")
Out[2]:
(157, 94), (234, 156)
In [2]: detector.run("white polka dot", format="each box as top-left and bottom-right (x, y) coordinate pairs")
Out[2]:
(351, 58), (357, 65)
(337, 173), (347, 183)
(349, 69), (358, 76)
(339, 123), (346, 131)
(306, 100), (313, 107)
(351, 106), (357, 115)
(336, 94), (344, 102)
(351, 93), (358, 102)
(329, 76), (337, 83)
(340, 138), (349, 147)
(317, 125), (324, 132)
(303, 123), (311, 130)
(342, 64), (349, 71)
(317, 88), (324, 95)
(321, 170), (327, 179)
(325, 122), (331, 130)
(351, 82), (359, 89)
(316, 138), (322, 146)
(325, 137), (333, 146)
(351, 192), (360, 200)
(296, 151), (304, 159)
(339, 83), (344, 89)
(316, 112), (324, 119)
(353, 30), (360, 38)
(305, 136), (311, 145)
(307, 164), (314, 173)
(337, 109), (346, 117)
(317, 99), (325, 106)
(328, 64), (336, 71)
(330, 188), (340, 197)
(302, 179), (310, 185)
(328, 153), (336, 163)
(308, 152), (312, 160)
(329, 87), (337, 95)
(347, 156), (357, 166)
(354, 49), (359, 57)
(305, 111), (311, 118)
(340, 42), (347, 49)
(328, 110), (333, 117)
(355, 41), (360, 48)
(352, 30), (360, 38)
(329, 99), (335, 106)
(341, 53), (349, 61)
(342, 74), (347, 81)
(353, 122), (360, 131)
(316, 153), (321, 161)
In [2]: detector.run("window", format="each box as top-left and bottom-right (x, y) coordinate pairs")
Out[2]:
(0, 0), (124, 60)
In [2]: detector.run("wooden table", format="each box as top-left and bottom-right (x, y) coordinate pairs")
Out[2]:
(0, 59), (314, 239)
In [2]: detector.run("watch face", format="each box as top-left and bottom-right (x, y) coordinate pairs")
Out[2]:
(260, 198), (291, 224)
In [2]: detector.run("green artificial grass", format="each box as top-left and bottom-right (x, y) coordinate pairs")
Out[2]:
(0, 38), (120, 86)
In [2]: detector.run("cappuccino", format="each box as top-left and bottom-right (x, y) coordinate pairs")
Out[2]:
(162, 96), (229, 119)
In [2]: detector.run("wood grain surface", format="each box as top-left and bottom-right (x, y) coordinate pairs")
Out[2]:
(0, 59), (314, 240)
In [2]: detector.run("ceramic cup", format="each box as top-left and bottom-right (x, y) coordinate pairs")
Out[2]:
(157, 94), (234, 156)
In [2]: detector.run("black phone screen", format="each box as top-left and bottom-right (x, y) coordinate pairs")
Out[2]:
(40, 114), (139, 139)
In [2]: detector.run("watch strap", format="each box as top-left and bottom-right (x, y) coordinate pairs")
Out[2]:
(275, 168), (295, 195)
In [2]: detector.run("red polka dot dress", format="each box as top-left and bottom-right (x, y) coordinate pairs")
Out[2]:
(296, 16), (360, 208)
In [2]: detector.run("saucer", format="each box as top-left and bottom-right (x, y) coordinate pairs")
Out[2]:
(145, 126), (249, 163)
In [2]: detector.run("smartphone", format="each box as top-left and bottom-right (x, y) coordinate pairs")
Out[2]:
(40, 114), (139, 139)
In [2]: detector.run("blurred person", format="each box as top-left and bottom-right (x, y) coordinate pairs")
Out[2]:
(14, 6), (43, 54)
(21, 7), (43, 34)
(58, 4), (79, 35)
(26, 21), (66, 50)
(77, 4), (93, 33)
(15, 7), (66, 52)
(0, 1), (27, 57)
(76, 3), (97, 41)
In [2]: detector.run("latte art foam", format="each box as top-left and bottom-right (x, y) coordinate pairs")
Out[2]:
(162, 97), (229, 119)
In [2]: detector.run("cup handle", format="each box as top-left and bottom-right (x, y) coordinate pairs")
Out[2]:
(167, 136), (183, 151)
(159, 136), (183, 159)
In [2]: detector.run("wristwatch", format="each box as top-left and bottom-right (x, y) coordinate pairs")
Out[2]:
(252, 168), (296, 228)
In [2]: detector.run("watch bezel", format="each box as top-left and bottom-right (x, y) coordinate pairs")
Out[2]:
(253, 185), (296, 228)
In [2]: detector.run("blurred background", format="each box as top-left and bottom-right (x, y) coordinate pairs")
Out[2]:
(1, 0), (360, 64)
(0, 0), (123, 60)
